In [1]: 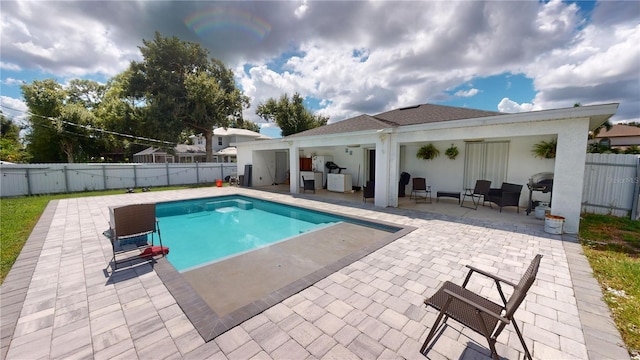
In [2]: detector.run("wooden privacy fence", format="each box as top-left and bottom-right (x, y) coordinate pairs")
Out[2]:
(582, 154), (640, 219)
(0, 163), (238, 197)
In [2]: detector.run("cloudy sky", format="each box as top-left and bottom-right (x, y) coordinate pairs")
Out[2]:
(1, 0), (639, 138)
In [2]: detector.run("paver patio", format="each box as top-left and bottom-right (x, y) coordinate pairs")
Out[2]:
(0, 187), (630, 359)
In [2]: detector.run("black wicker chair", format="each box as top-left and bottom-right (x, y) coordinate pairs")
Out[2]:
(486, 182), (523, 212)
(363, 181), (375, 202)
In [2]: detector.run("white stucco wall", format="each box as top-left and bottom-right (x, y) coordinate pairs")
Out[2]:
(235, 104), (619, 233)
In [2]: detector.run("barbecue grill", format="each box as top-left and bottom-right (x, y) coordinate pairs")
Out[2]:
(526, 172), (554, 215)
(325, 161), (346, 174)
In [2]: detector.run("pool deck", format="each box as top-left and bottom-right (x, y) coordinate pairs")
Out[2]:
(0, 187), (630, 360)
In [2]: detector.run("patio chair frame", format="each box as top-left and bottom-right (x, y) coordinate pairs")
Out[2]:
(461, 180), (491, 210)
(420, 254), (542, 360)
(410, 177), (432, 203)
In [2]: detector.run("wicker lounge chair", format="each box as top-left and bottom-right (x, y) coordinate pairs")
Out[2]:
(461, 179), (491, 210)
(421, 254), (542, 360)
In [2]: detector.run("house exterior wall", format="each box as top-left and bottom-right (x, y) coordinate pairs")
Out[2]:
(235, 104), (618, 234)
(610, 135), (640, 147)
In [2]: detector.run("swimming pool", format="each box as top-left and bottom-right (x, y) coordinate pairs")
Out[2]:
(156, 195), (399, 272)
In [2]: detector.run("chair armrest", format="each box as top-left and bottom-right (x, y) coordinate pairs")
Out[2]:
(465, 265), (518, 288)
(443, 289), (509, 324)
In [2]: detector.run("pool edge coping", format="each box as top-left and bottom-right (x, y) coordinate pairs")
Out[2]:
(152, 193), (417, 341)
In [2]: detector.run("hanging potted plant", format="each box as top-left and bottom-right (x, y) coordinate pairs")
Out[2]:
(444, 144), (459, 160)
(532, 139), (557, 159)
(417, 144), (440, 160)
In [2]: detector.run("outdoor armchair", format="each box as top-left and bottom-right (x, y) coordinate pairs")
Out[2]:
(486, 182), (523, 213)
(421, 254), (542, 360)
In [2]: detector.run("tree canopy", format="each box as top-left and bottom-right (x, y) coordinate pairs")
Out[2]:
(0, 112), (30, 163)
(256, 93), (328, 137)
(126, 32), (249, 161)
(21, 79), (111, 163)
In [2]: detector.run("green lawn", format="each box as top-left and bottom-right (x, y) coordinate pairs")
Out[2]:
(579, 213), (640, 357)
(0, 185), (211, 283)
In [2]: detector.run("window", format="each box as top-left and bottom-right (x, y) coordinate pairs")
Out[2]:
(463, 141), (509, 189)
(218, 137), (223, 146)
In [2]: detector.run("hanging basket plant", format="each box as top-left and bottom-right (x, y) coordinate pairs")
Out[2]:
(532, 139), (557, 159)
(417, 143), (440, 160)
(444, 144), (459, 160)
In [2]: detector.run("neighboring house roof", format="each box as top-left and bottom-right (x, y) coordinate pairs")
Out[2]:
(595, 124), (640, 138)
(288, 103), (504, 137)
(175, 144), (205, 154)
(213, 127), (272, 140)
(134, 147), (167, 156)
(216, 146), (237, 156)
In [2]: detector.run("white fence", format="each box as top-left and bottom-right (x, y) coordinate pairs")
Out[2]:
(2, 156), (640, 220)
(582, 154), (640, 219)
(0, 163), (238, 197)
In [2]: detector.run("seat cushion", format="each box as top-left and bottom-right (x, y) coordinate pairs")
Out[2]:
(425, 281), (503, 336)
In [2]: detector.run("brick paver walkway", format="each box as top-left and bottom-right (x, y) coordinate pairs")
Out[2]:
(0, 187), (629, 359)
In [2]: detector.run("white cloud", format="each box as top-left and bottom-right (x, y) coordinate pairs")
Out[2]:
(0, 62), (21, 71)
(1, 0), (637, 124)
(454, 88), (479, 98)
(2, 78), (24, 86)
(497, 98), (536, 113)
(0, 96), (29, 126)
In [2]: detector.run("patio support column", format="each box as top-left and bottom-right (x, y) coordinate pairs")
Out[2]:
(552, 118), (590, 234)
(289, 144), (300, 193)
(387, 134), (400, 207)
(374, 131), (392, 207)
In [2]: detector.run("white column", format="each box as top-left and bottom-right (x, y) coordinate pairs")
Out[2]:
(374, 132), (392, 207)
(552, 118), (590, 233)
(289, 144), (300, 193)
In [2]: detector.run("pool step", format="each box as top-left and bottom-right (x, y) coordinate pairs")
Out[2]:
(206, 199), (253, 211)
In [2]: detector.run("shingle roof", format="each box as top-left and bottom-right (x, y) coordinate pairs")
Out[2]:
(595, 124), (640, 138)
(287, 104), (504, 138)
(374, 103), (504, 126)
(288, 114), (394, 137)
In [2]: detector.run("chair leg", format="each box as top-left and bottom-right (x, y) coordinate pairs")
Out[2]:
(511, 320), (533, 360)
(475, 311), (500, 360)
(420, 309), (446, 354)
(421, 297), (454, 354)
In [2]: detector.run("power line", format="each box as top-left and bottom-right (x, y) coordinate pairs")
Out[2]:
(0, 104), (177, 147)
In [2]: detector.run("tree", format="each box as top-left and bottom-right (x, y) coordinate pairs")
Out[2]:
(22, 79), (107, 163)
(67, 79), (106, 109)
(256, 93), (328, 136)
(183, 59), (249, 161)
(21, 79), (66, 162)
(0, 113), (30, 163)
(55, 103), (98, 163)
(125, 32), (249, 161)
(230, 119), (261, 133)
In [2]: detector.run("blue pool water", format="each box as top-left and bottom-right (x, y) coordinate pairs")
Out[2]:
(157, 196), (352, 272)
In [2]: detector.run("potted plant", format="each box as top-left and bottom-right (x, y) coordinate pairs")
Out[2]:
(445, 144), (459, 160)
(417, 144), (440, 160)
(532, 139), (557, 159)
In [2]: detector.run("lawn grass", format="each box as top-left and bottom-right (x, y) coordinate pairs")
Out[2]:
(579, 213), (640, 357)
(0, 185), (211, 283)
